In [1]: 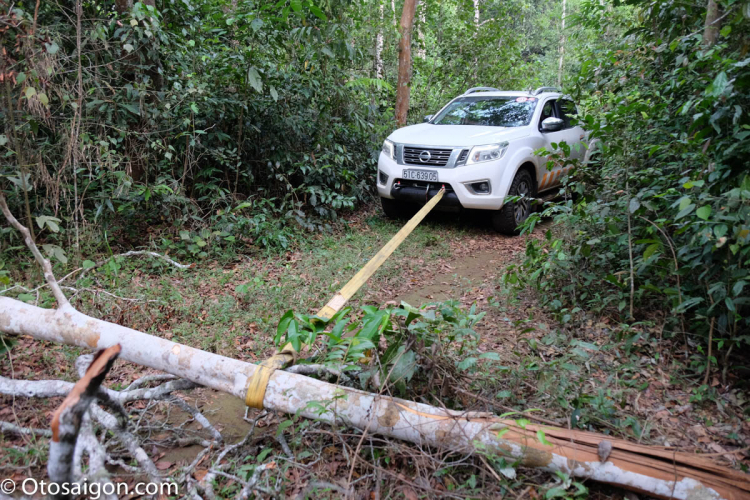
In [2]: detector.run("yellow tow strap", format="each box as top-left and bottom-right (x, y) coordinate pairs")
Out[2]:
(245, 187), (446, 408)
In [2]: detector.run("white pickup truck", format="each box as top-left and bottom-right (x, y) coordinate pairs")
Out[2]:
(377, 86), (587, 234)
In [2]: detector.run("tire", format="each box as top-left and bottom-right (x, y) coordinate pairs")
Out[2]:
(381, 197), (413, 220)
(492, 169), (535, 235)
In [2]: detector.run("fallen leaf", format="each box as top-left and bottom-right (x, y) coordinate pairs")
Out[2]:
(155, 461), (172, 470)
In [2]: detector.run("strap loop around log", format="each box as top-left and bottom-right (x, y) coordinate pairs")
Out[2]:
(245, 345), (297, 409)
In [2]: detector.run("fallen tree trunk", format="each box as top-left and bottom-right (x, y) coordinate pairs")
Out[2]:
(2, 298), (747, 500)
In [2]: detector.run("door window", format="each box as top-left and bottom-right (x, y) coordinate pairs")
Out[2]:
(538, 99), (557, 131)
(557, 99), (579, 129)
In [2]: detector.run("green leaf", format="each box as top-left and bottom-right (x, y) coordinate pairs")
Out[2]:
(696, 206), (711, 220)
(628, 198), (640, 213)
(25, 87), (36, 98)
(457, 357), (477, 371)
(678, 196), (691, 210)
(123, 43), (135, 53)
(190, 103), (199, 113)
(270, 86), (278, 101)
(389, 349), (417, 383)
(38, 93), (49, 106)
(290, 0), (302, 12)
(251, 18), (264, 31)
(536, 429), (553, 447)
(309, 5), (327, 21)
(675, 204), (695, 219)
(82, 260), (96, 270)
(43, 244), (68, 265)
(36, 215), (61, 233)
(479, 352), (501, 361)
(643, 243), (660, 260)
(515, 418), (530, 429)
(276, 310), (294, 345)
(121, 103), (140, 116)
(247, 67), (262, 92)
(276, 419), (294, 436)
(706, 71), (728, 98)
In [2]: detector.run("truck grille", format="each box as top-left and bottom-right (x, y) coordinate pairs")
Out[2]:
(403, 147), (452, 166)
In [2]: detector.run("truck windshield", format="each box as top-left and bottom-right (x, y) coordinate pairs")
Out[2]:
(431, 96), (538, 127)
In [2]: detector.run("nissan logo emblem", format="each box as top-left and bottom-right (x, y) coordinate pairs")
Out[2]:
(418, 150), (431, 162)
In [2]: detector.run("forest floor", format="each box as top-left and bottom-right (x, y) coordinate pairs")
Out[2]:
(1, 205), (748, 498)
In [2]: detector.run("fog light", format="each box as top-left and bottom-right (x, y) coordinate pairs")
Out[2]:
(379, 170), (389, 185)
(469, 181), (491, 194)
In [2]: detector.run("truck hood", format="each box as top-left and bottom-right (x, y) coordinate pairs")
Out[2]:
(387, 124), (530, 147)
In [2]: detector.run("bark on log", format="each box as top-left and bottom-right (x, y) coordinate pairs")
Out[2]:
(2, 297), (748, 500)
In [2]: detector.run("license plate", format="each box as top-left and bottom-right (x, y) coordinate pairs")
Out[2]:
(402, 169), (438, 182)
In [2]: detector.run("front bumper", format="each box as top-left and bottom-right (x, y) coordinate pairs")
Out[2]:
(376, 152), (506, 210)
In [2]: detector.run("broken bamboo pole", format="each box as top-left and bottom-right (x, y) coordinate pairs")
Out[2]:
(1, 297), (748, 500)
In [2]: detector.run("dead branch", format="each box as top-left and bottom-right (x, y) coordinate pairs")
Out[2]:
(48, 344), (120, 490)
(0, 193), (69, 307)
(89, 405), (162, 484)
(82, 250), (191, 277)
(284, 363), (352, 383)
(0, 420), (52, 437)
(163, 394), (223, 442)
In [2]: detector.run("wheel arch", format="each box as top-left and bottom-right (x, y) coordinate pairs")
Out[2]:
(517, 161), (538, 192)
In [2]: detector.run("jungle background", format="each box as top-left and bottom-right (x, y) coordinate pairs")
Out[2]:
(1, 0), (749, 498)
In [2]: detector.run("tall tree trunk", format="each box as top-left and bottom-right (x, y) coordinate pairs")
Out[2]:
(703, 0), (720, 46)
(376, 2), (385, 78)
(557, 0), (567, 86)
(395, 0), (418, 127)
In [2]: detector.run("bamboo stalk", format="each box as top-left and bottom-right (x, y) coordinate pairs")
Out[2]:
(1, 297), (746, 500)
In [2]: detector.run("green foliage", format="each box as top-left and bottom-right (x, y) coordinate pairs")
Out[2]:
(273, 300), (485, 396)
(1, 0), (391, 257)
(508, 0), (750, 377)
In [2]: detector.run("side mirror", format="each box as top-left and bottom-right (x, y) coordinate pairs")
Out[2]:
(541, 117), (564, 132)
(424, 115), (433, 123)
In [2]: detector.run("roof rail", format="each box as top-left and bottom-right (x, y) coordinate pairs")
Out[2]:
(464, 86), (500, 95)
(531, 86), (561, 96)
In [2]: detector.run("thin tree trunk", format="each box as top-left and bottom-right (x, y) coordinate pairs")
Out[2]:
(376, 2), (385, 77)
(416, 3), (426, 59)
(557, 0), (566, 86)
(703, 0), (720, 46)
(395, 0), (418, 127)
(72, 0), (84, 254)
(473, 0), (480, 78)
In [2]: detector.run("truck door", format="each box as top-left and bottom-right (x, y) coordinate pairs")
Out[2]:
(537, 98), (567, 192)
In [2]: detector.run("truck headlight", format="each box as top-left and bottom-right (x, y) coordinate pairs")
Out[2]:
(466, 142), (509, 165)
(382, 139), (395, 160)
